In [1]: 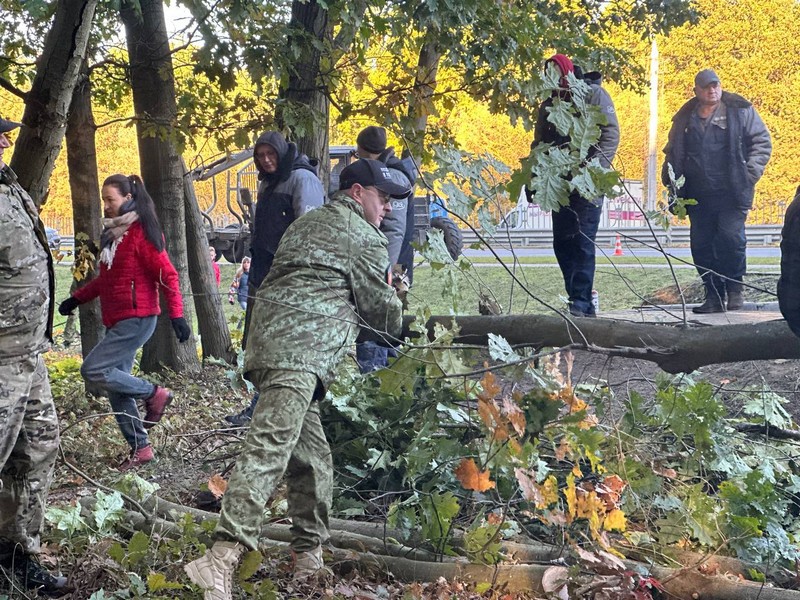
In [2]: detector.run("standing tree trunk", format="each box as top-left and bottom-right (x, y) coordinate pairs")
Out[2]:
(9, 0), (97, 208)
(65, 62), (103, 358)
(182, 159), (235, 364)
(276, 0), (332, 186)
(405, 37), (441, 160)
(121, 0), (200, 373)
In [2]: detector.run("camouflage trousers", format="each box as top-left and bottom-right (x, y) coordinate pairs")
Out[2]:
(0, 354), (59, 557)
(215, 369), (332, 552)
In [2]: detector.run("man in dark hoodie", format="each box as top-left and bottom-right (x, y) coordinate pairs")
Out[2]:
(662, 70), (771, 314)
(226, 131), (325, 426)
(353, 125), (416, 372)
(530, 54), (620, 318)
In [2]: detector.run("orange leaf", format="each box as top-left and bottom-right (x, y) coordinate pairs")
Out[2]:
(207, 474), (228, 498)
(455, 458), (496, 492)
(478, 371), (502, 402)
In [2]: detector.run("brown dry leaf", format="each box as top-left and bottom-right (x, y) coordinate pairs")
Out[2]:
(455, 458), (496, 492)
(478, 398), (508, 442)
(555, 438), (571, 461)
(541, 566), (570, 596)
(207, 474), (228, 498)
(653, 465), (678, 479)
(502, 396), (527, 436)
(595, 474), (627, 510)
(478, 371), (502, 402)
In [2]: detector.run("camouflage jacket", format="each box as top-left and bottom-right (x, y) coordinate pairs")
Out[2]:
(244, 192), (403, 385)
(0, 166), (54, 363)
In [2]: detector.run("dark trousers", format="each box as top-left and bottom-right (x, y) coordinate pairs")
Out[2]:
(688, 205), (748, 297)
(552, 197), (602, 315)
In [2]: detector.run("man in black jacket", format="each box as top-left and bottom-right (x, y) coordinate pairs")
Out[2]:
(530, 54), (620, 317)
(353, 126), (416, 372)
(662, 69), (772, 313)
(779, 186), (800, 338)
(226, 131), (325, 426)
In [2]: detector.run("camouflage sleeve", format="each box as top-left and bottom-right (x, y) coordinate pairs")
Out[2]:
(350, 232), (403, 340)
(292, 170), (325, 218)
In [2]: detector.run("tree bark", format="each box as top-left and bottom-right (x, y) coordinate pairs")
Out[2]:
(404, 37), (441, 160)
(276, 0), (332, 186)
(9, 0), (97, 208)
(65, 63), (103, 357)
(182, 159), (235, 363)
(121, 0), (200, 373)
(411, 314), (799, 374)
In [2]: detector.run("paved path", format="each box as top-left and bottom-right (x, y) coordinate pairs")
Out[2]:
(600, 302), (782, 326)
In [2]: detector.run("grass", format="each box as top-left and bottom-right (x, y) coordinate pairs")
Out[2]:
(54, 254), (774, 327)
(405, 261), (701, 315)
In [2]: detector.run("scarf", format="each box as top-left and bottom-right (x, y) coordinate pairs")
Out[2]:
(99, 211), (139, 267)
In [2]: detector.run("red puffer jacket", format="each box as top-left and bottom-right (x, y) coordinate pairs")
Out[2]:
(73, 222), (184, 328)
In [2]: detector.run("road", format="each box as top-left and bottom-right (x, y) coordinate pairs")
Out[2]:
(463, 246), (781, 259)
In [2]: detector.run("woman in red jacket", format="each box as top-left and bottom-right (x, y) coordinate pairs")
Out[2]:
(59, 174), (191, 471)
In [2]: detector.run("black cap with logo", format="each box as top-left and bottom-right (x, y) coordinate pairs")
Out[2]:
(339, 158), (411, 198)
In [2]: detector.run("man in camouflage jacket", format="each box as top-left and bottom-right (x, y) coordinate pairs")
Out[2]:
(0, 116), (67, 593)
(185, 158), (409, 598)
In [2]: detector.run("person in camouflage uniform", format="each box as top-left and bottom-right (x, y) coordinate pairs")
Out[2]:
(184, 158), (409, 599)
(0, 116), (68, 594)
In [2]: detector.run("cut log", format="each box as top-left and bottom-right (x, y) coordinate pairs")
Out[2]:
(404, 315), (799, 374)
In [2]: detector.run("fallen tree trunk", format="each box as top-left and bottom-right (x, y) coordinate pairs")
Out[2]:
(95, 497), (800, 600)
(404, 315), (799, 374)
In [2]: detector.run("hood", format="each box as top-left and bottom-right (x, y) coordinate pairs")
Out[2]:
(378, 147), (417, 186)
(582, 70), (603, 86)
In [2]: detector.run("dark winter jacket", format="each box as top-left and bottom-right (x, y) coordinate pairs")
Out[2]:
(72, 222), (184, 328)
(249, 134), (325, 289)
(779, 186), (800, 338)
(376, 147), (415, 264)
(0, 165), (54, 363)
(530, 71), (620, 204)
(661, 91), (772, 210)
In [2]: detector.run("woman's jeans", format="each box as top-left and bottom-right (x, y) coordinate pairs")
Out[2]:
(80, 316), (157, 451)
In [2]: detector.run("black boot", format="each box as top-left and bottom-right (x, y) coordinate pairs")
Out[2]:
(726, 281), (744, 311)
(1, 552), (69, 595)
(224, 392), (259, 426)
(693, 283), (725, 314)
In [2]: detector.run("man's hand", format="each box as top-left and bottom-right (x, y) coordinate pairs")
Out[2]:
(58, 297), (80, 316)
(171, 317), (191, 343)
(391, 265), (410, 308)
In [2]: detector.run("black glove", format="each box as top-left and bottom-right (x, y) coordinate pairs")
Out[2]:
(171, 317), (191, 343)
(58, 297), (80, 316)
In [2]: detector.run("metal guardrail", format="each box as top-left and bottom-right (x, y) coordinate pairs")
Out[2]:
(60, 223), (783, 254)
(463, 224), (783, 249)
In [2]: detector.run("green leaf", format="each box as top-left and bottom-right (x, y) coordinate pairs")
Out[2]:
(420, 492), (460, 553)
(127, 531), (150, 566)
(487, 333), (521, 363)
(147, 572), (183, 591)
(92, 490), (125, 533)
(238, 550), (263, 581)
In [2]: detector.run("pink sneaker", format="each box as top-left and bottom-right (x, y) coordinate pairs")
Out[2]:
(119, 446), (154, 472)
(144, 386), (173, 429)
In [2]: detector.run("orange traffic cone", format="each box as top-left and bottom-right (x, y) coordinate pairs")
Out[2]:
(613, 234), (624, 257)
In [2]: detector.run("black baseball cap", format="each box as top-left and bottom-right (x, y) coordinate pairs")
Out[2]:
(0, 117), (22, 134)
(339, 158), (411, 198)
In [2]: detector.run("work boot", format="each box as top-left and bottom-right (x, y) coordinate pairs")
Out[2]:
(224, 394), (259, 427)
(1, 552), (69, 595)
(143, 386), (173, 429)
(692, 297), (725, 314)
(184, 541), (245, 600)
(292, 546), (327, 580)
(118, 445), (154, 472)
(727, 291), (744, 311)
(224, 405), (253, 427)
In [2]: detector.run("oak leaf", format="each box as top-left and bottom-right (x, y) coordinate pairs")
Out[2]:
(455, 458), (496, 492)
(207, 474), (228, 498)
